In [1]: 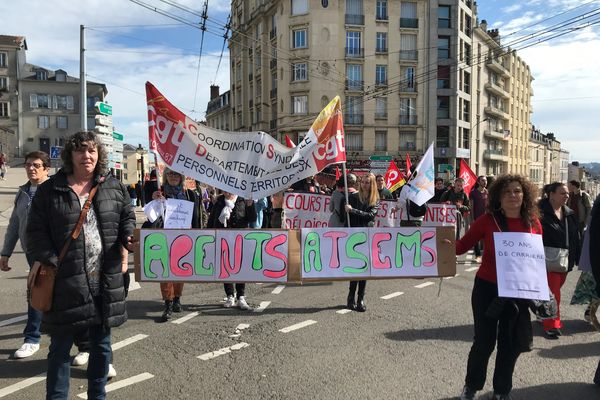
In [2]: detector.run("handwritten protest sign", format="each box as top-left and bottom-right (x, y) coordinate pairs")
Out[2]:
(494, 232), (549, 301)
(283, 193), (457, 228)
(164, 199), (194, 229)
(146, 82), (345, 199)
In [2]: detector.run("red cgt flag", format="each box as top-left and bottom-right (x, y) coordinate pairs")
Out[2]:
(285, 134), (296, 148)
(335, 166), (341, 180)
(405, 153), (412, 177)
(459, 159), (478, 197)
(384, 160), (407, 192)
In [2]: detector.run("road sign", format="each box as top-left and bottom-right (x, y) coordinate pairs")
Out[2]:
(438, 163), (454, 173)
(95, 101), (112, 116)
(95, 114), (112, 127)
(112, 131), (124, 141)
(95, 125), (112, 135)
(369, 155), (392, 161)
(113, 142), (124, 152)
(50, 146), (62, 160)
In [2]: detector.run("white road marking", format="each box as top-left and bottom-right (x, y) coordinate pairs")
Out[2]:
(414, 282), (435, 289)
(197, 342), (249, 361)
(77, 372), (154, 399)
(380, 292), (404, 300)
(253, 301), (271, 313)
(128, 273), (141, 291)
(171, 312), (200, 325)
(279, 320), (318, 333)
(271, 285), (285, 294)
(465, 267), (479, 272)
(0, 374), (45, 398)
(111, 334), (148, 351)
(336, 309), (353, 314)
(444, 274), (460, 280)
(0, 314), (27, 327)
(235, 323), (250, 331)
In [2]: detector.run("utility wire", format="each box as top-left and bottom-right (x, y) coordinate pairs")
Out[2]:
(213, 14), (231, 84)
(192, 0), (209, 112)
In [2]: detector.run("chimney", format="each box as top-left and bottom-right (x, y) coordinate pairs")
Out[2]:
(210, 85), (220, 100)
(480, 19), (487, 32)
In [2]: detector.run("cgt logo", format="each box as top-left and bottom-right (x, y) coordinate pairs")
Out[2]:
(312, 113), (346, 171)
(148, 104), (188, 165)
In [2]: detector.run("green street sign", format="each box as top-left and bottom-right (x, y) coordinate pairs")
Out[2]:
(112, 131), (123, 141)
(369, 155), (392, 161)
(438, 163), (454, 173)
(95, 101), (112, 116)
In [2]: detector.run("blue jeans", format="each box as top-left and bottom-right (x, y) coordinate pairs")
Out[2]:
(46, 325), (111, 400)
(24, 253), (42, 344)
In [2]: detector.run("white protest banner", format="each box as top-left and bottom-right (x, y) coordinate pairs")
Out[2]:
(494, 232), (549, 301)
(164, 199), (195, 229)
(404, 142), (436, 206)
(283, 193), (456, 228)
(146, 82), (345, 199)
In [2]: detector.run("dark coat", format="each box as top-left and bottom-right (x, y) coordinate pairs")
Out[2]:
(539, 198), (581, 272)
(207, 195), (257, 229)
(347, 192), (380, 228)
(26, 170), (135, 334)
(588, 195), (600, 296)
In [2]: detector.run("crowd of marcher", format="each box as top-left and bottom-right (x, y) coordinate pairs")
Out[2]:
(1, 130), (600, 399)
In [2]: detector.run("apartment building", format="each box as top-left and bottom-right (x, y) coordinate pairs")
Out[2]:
(528, 126), (569, 189)
(0, 35), (27, 157)
(206, 85), (232, 130)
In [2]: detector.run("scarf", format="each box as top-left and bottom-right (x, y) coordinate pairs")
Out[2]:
(218, 195), (238, 227)
(163, 184), (187, 200)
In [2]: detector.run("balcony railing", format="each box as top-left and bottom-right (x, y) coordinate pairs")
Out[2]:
(345, 79), (364, 91)
(399, 114), (417, 125)
(399, 83), (417, 92)
(484, 129), (509, 140)
(483, 149), (509, 161)
(269, 59), (277, 70)
(375, 46), (388, 54)
(486, 57), (510, 77)
(344, 114), (364, 125)
(345, 14), (365, 25)
(345, 47), (364, 58)
(399, 142), (417, 151)
(374, 112), (388, 119)
(399, 50), (418, 61)
(375, 79), (388, 87)
(400, 18), (418, 28)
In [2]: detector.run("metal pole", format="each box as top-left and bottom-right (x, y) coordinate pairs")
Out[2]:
(341, 162), (351, 227)
(80, 25), (87, 131)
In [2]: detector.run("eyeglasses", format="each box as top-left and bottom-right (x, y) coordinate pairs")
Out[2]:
(502, 189), (523, 196)
(166, 171), (180, 176)
(25, 163), (44, 169)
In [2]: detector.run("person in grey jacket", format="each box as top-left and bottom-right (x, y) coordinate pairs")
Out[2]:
(0, 151), (50, 359)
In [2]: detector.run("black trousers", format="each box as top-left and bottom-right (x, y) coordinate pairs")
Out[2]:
(465, 277), (525, 395)
(224, 283), (245, 299)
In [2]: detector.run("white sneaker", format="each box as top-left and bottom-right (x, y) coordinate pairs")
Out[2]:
(13, 343), (40, 359)
(224, 295), (236, 308)
(107, 364), (117, 379)
(71, 351), (90, 366)
(237, 296), (251, 310)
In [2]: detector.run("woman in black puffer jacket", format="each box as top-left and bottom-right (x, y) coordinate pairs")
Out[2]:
(27, 131), (135, 400)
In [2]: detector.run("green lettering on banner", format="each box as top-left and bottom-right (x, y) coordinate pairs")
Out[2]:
(245, 232), (272, 270)
(303, 232), (322, 273)
(144, 233), (169, 278)
(395, 231), (422, 268)
(194, 235), (215, 275)
(343, 232), (368, 274)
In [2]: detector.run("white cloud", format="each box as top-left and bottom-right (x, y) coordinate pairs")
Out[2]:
(501, 4), (523, 13)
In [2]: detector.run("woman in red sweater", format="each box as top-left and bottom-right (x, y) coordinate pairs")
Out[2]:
(456, 175), (542, 400)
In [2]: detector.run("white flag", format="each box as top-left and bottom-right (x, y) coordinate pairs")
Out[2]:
(404, 142), (435, 206)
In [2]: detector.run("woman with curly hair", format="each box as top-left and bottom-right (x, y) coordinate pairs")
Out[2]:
(454, 175), (542, 400)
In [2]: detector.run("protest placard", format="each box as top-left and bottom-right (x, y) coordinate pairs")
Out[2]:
(164, 199), (194, 229)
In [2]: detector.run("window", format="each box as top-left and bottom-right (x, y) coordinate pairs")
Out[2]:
(375, 97), (387, 118)
(399, 98), (416, 125)
(36, 70), (48, 81)
(376, 32), (387, 53)
(400, 34), (417, 60)
(463, 100), (470, 121)
(292, 28), (307, 49)
(346, 132), (363, 151)
(0, 77), (8, 90)
(403, 67), (415, 91)
(346, 31), (362, 57)
(54, 95), (74, 110)
(346, 0), (364, 25)
(38, 115), (50, 129)
(292, 95), (308, 114)
(399, 131), (416, 151)
(464, 43), (471, 65)
(255, 50), (262, 69)
(462, 128), (470, 149)
(291, 0), (308, 15)
(436, 126), (450, 148)
(292, 63), (307, 81)
(463, 71), (471, 94)
(438, 5), (451, 28)
(0, 102), (8, 118)
(437, 96), (450, 118)
(375, 131), (387, 151)
(375, 65), (387, 86)
(437, 66), (450, 89)
(30, 94), (51, 109)
(55, 71), (66, 82)
(0, 52), (6, 68)
(400, 2), (418, 28)
(376, 0), (388, 20)
(346, 64), (363, 90)
(438, 36), (450, 59)
(57, 115), (68, 129)
(344, 95), (363, 125)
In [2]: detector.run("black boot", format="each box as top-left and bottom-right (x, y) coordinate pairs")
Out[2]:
(162, 300), (173, 321)
(594, 359), (600, 386)
(356, 281), (367, 312)
(172, 297), (182, 313)
(347, 294), (356, 310)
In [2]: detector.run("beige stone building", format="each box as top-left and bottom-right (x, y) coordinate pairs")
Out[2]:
(206, 85), (231, 130)
(0, 35), (27, 157)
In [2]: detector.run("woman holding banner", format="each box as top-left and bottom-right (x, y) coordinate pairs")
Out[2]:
(539, 182), (580, 339)
(151, 168), (201, 321)
(344, 173), (380, 312)
(453, 175), (542, 400)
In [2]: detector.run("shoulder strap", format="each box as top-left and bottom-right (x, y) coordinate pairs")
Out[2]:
(565, 215), (569, 248)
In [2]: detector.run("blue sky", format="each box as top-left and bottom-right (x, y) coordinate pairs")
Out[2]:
(2, 0), (599, 162)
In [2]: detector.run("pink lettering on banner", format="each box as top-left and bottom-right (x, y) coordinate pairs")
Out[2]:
(219, 235), (243, 279)
(170, 235), (193, 276)
(421, 230), (437, 267)
(372, 232), (392, 269)
(264, 234), (288, 279)
(323, 231), (348, 268)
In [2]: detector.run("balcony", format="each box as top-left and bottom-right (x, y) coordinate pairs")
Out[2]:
(270, 88), (277, 99)
(345, 79), (364, 91)
(484, 129), (509, 141)
(344, 114), (364, 125)
(484, 82), (509, 99)
(486, 57), (510, 77)
(375, 47), (388, 54)
(375, 79), (388, 87)
(345, 47), (364, 58)
(374, 112), (388, 119)
(270, 59), (277, 70)
(399, 83), (417, 93)
(484, 105), (510, 121)
(345, 14), (365, 25)
(399, 50), (418, 61)
(399, 114), (417, 125)
(269, 29), (276, 40)
(400, 18), (418, 29)
(399, 142), (417, 151)
(483, 149), (509, 162)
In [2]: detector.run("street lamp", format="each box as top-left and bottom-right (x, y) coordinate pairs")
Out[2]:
(136, 144), (145, 187)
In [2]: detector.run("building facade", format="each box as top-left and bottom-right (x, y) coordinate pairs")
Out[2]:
(0, 35), (27, 157)
(206, 85), (232, 130)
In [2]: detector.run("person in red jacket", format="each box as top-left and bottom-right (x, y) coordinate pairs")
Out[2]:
(453, 174), (542, 400)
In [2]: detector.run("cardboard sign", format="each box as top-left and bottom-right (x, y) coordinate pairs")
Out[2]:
(494, 232), (550, 301)
(164, 199), (194, 229)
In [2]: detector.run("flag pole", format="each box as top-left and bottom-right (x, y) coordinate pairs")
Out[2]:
(341, 162), (351, 227)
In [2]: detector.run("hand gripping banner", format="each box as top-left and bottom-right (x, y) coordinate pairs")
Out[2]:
(146, 82), (346, 198)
